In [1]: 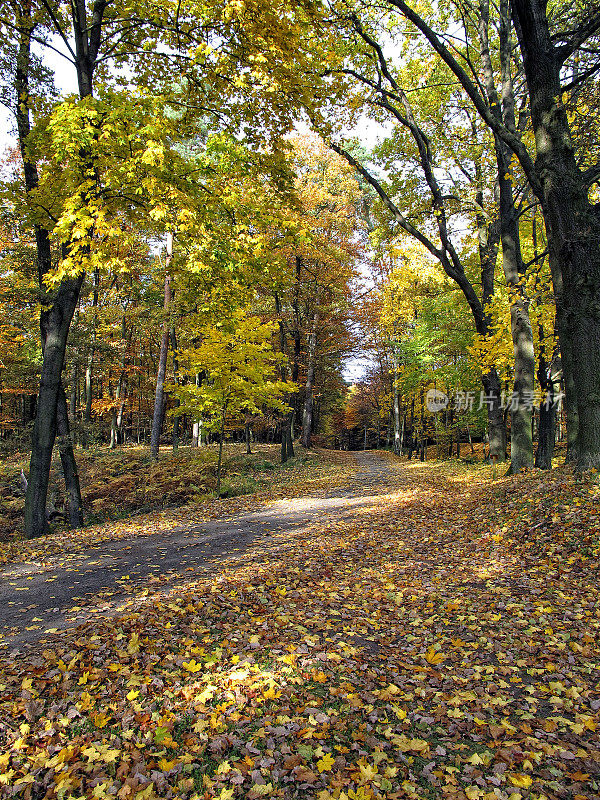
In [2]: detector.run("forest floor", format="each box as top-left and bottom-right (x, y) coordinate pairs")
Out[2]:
(0, 443), (341, 543)
(1, 449), (599, 800)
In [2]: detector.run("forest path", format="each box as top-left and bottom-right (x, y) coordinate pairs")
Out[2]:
(0, 451), (430, 652)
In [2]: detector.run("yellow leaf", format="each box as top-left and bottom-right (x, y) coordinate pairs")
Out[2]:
(77, 692), (95, 711)
(182, 659), (203, 673)
(358, 762), (378, 781)
(92, 711), (111, 728)
(408, 738), (429, 752)
(425, 645), (445, 665)
(127, 689), (140, 701)
(198, 684), (218, 703)
(317, 753), (335, 772)
(468, 753), (484, 765)
(509, 774), (532, 788)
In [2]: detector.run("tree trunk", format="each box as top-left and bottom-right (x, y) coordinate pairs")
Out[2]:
(115, 394), (126, 446)
(216, 410), (226, 497)
(301, 304), (319, 448)
(291, 257), (303, 437)
(399, 411), (405, 455)
(25, 274), (84, 538)
(109, 379), (126, 449)
(286, 416), (294, 458)
(467, 422), (474, 454)
(511, 0), (600, 468)
(535, 394), (556, 470)
(56, 384), (84, 528)
(170, 324), (180, 452)
(274, 292), (293, 463)
(69, 359), (78, 422)
(150, 232), (173, 460)
(109, 407), (118, 449)
(192, 374), (201, 447)
(477, 0), (534, 473)
(280, 419), (288, 463)
(506, 298), (535, 472)
(21, 393), (36, 427)
(558, 313), (579, 462)
(82, 267), (99, 447)
(535, 353), (560, 470)
(482, 368), (507, 462)
(392, 353), (401, 454)
(245, 421), (252, 454)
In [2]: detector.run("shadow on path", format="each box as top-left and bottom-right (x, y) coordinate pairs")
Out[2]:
(0, 452), (410, 650)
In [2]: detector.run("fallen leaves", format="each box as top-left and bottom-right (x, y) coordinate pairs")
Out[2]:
(0, 454), (599, 799)
(424, 644), (445, 664)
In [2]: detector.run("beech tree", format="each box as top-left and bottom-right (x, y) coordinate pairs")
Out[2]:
(367, 0), (600, 468)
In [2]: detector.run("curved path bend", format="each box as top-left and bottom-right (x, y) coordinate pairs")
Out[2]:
(0, 452), (407, 652)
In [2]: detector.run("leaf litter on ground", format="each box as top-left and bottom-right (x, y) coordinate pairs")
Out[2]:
(0, 452), (599, 800)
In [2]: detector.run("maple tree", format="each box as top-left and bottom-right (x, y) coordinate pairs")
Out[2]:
(170, 312), (295, 495)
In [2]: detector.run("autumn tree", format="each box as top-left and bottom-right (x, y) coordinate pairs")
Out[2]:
(170, 312), (295, 496)
(268, 135), (362, 450)
(1, 0), (316, 536)
(359, 0), (600, 468)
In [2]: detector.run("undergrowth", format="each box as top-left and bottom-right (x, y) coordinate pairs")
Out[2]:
(0, 443), (325, 542)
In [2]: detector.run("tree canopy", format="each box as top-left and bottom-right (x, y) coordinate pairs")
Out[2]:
(0, 0), (598, 535)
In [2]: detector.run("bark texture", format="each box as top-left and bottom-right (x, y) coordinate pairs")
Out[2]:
(301, 305), (319, 448)
(150, 233), (173, 460)
(511, 0), (600, 467)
